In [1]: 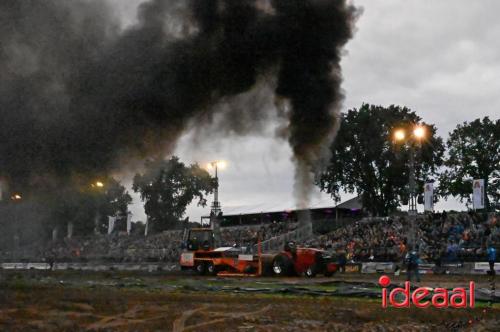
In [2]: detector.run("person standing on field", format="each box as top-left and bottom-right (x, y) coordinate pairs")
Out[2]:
(487, 244), (496, 276)
(405, 249), (421, 282)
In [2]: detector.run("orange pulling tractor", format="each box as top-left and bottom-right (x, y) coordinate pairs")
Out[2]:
(179, 228), (338, 277)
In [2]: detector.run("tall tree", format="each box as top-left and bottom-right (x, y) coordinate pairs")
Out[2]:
(318, 104), (444, 216)
(95, 178), (133, 233)
(133, 156), (215, 232)
(439, 117), (500, 210)
(47, 177), (132, 236)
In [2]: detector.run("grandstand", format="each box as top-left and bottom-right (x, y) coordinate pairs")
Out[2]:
(216, 196), (363, 231)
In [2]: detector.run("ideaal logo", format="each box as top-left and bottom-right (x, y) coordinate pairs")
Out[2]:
(379, 275), (475, 308)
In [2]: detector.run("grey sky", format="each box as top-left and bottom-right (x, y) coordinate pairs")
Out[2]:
(111, 0), (500, 222)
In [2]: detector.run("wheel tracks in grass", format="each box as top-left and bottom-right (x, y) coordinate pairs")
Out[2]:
(172, 304), (272, 332)
(85, 304), (171, 331)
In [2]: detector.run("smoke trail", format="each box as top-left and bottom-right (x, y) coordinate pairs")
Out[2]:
(0, 0), (358, 205)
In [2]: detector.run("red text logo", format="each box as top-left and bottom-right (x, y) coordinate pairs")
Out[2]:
(379, 275), (475, 308)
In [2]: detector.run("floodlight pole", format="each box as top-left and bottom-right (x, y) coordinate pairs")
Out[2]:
(393, 126), (426, 252)
(10, 194), (23, 256)
(408, 144), (418, 250)
(209, 161), (222, 247)
(210, 162), (221, 216)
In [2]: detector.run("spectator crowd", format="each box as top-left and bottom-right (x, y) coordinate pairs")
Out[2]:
(317, 211), (499, 264)
(0, 222), (299, 263)
(1, 211), (497, 264)
(220, 221), (297, 247)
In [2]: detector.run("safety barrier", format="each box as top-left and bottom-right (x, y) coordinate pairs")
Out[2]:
(0, 262), (178, 272)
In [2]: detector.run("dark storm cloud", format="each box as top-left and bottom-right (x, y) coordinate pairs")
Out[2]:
(177, 0), (500, 221)
(0, 0), (358, 199)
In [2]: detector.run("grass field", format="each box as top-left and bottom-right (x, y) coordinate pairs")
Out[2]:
(0, 271), (499, 331)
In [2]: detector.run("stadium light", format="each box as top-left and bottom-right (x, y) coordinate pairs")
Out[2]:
(216, 160), (227, 170)
(391, 123), (429, 251)
(207, 160), (227, 171)
(11, 193), (22, 201)
(207, 160), (227, 226)
(394, 129), (406, 141)
(413, 125), (426, 140)
(91, 181), (104, 188)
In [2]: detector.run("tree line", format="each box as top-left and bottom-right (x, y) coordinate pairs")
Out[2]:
(99, 104), (499, 230)
(0, 104), (497, 244)
(0, 157), (215, 247)
(318, 104), (499, 216)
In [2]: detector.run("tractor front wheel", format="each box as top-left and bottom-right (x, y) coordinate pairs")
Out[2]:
(206, 262), (217, 276)
(272, 254), (292, 276)
(195, 261), (206, 275)
(305, 265), (317, 278)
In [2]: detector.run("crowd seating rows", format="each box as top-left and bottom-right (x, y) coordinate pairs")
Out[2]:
(0, 222), (298, 262)
(316, 212), (499, 263)
(0, 212), (497, 263)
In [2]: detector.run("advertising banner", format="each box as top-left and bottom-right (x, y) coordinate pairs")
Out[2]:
(473, 262), (500, 273)
(472, 179), (485, 210)
(344, 263), (362, 273)
(127, 212), (132, 235)
(361, 262), (395, 273)
(108, 216), (116, 234)
(424, 183), (434, 212)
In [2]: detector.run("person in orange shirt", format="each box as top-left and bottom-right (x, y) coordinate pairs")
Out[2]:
(399, 242), (406, 255)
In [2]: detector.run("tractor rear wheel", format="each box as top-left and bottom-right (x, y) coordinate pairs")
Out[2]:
(195, 261), (206, 275)
(305, 265), (317, 278)
(272, 254), (292, 276)
(206, 262), (217, 276)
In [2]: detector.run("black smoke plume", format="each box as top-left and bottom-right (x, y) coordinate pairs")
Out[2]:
(0, 0), (358, 204)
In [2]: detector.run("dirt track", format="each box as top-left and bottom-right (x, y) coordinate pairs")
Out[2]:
(0, 271), (499, 331)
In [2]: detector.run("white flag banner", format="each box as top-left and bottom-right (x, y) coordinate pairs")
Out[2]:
(472, 179), (485, 210)
(424, 183), (434, 212)
(108, 216), (116, 234)
(126, 212), (132, 235)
